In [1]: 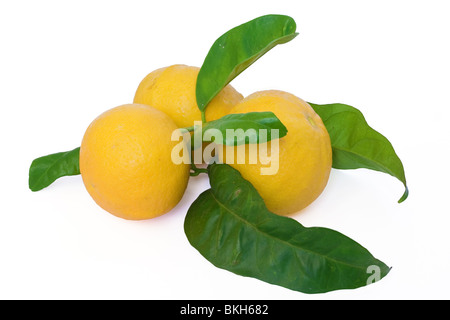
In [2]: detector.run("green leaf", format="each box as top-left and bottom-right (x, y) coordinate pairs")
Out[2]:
(196, 14), (298, 113)
(29, 147), (80, 192)
(184, 164), (390, 294)
(201, 111), (288, 146)
(309, 102), (408, 203)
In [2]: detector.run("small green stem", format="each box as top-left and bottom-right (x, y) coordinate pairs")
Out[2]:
(190, 163), (208, 176)
(201, 111), (206, 124)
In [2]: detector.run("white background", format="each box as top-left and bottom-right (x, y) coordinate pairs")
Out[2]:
(1, 0), (449, 300)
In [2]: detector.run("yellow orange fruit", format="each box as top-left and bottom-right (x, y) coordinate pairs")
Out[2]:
(80, 104), (190, 220)
(133, 64), (243, 128)
(220, 90), (332, 215)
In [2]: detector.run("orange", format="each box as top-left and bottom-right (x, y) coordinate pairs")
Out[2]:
(80, 104), (190, 220)
(133, 64), (243, 128)
(220, 90), (332, 215)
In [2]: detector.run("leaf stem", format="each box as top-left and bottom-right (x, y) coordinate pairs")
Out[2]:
(190, 163), (208, 176)
(201, 111), (206, 124)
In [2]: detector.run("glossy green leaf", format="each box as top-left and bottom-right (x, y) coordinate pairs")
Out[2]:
(184, 164), (390, 294)
(201, 112), (288, 146)
(309, 102), (408, 203)
(196, 14), (298, 113)
(29, 147), (80, 192)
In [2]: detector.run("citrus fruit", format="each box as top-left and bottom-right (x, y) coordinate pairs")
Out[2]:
(80, 104), (190, 220)
(133, 64), (243, 128)
(220, 90), (332, 215)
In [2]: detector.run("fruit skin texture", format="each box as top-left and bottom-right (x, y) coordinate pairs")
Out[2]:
(221, 90), (332, 216)
(80, 104), (190, 220)
(133, 64), (243, 128)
